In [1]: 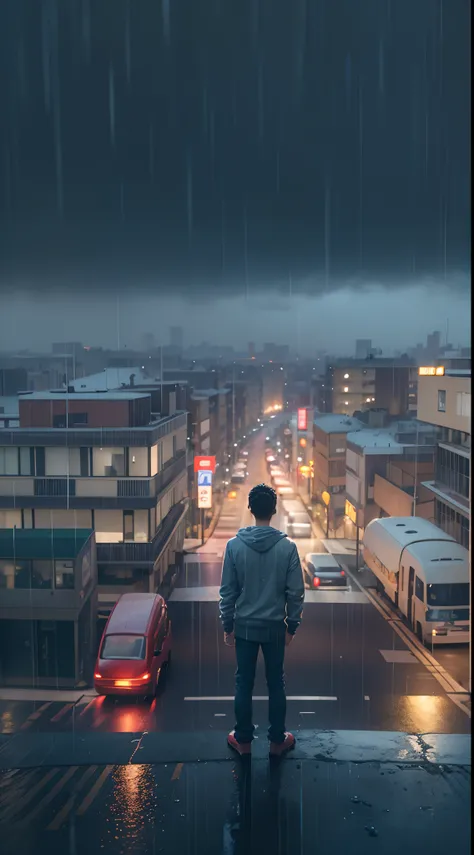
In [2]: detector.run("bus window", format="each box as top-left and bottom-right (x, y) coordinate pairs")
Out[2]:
(427, 583), (469, 607)
(415, 576), (424, 602)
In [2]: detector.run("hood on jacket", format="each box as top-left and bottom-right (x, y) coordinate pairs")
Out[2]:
(236, 526), (287, 553)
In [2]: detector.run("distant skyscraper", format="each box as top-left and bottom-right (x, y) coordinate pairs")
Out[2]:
(248, 342), (256, 358)
(355, 339), (372, 359)
(170, 326), (184, 350)
(142, 332), (155, 352)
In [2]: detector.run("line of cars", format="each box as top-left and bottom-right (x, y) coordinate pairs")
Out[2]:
(265, 446), (347, 591)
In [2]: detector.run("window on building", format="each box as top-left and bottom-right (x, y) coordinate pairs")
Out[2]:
(0, 447), (18, 475)
(437, 390), (446, 412)
(456, 392), (471, 418)
(415, 576), (425, 602)
(35, 447), (45, 476)
(55, 560), (75, 589)
(92, 447), (125, 476)
(19, 447), (32, 475)
(31, 560), (53, 589)
(123, 511), (134, 541)
(53, 412), (88, 428)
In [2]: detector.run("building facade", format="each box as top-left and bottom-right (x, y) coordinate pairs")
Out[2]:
(0, 528), (97, 688)
(0, 392), (189, 614)
(312, 414), (364, 533)
(417, 368), (470, 548)
(326, 357), (416, 418)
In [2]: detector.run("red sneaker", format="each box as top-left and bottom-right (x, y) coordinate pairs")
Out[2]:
(227, 731), (252, 755)
(269, 732), (296, 756)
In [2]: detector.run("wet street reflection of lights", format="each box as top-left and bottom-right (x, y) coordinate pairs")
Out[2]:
(398, 695), (445, 733)
(105, 764), (158, 847)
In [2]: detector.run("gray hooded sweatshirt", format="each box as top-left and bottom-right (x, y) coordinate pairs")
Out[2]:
(219, 526), (305, 641)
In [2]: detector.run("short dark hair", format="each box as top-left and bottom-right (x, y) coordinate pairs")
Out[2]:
(248, 483), (277, 520)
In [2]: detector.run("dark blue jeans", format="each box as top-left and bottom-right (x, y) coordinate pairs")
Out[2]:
(234, 636), (286, 744)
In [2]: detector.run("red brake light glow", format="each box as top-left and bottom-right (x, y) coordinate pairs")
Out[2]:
(313, 577), (320, 587)
(94, 673), (102, 679)
(141, 673), (151, 681)
(340, 570), (345, 576)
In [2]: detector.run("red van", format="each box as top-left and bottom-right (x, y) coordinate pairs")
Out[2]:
(94, 593), (172, 697)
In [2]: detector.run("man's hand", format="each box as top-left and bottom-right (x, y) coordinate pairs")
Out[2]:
(224, 631), (235, 647)
(285, 632), (294, 646)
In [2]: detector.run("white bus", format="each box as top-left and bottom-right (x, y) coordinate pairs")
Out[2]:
(363, 517), (469, 645)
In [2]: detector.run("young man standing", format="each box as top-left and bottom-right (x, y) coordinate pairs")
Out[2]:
(219, 483), (305, 756)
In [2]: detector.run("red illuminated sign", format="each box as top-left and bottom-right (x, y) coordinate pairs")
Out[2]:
(297, 408), (308, 431)
(194, 455), (216, 473)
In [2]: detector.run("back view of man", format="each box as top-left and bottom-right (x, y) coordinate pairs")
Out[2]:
(219, 483), (305, 756)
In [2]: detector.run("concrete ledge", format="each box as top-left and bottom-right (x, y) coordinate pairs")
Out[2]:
(0, 728), (470, 770)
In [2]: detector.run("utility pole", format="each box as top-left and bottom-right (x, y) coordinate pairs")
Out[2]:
(232, 364), (236, 464)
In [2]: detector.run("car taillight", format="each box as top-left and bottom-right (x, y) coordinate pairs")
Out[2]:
(340, 570), (345, 576)
(313, 577), (320, 587)
(141, 673), (151, 681)
(94, 673), (102, 679)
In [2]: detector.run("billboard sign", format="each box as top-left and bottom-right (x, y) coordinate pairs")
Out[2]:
(297, 408), (308, 431)
(198, 486), (212, 509)
(194, 455), (216, 473)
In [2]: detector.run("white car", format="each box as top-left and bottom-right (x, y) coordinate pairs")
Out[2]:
(286, 512), (312, 538)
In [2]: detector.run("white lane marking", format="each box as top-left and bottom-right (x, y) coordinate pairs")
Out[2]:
(364, 695), (370, 701)
(185, 696), (338, 702)
(214, 713), (226, 717)
(299, 711), (315, 715)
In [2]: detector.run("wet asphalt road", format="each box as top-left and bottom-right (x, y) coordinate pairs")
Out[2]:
(0, 429), (470, 852)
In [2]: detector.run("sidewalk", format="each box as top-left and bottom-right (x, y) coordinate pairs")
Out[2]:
(0, 729), (470, 855)
(0, 687), (97, 703)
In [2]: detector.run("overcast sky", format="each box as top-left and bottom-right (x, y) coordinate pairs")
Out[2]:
(0, 0), (470, 352)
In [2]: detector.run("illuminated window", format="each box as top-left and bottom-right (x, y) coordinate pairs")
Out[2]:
(344, 401), (349, 406)
(343, 387), (349, 393)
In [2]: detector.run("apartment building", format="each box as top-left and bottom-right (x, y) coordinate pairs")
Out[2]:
(417, 365), (471, 548)
(0, 391), (189, 614)
(326, 357), (417, 417)
(312, 414), (364, 532)
(345, 420), (436, 536)
(0, 528), (97, 688)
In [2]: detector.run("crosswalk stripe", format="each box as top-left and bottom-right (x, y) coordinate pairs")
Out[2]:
(78, 698), (98, 717)
(22, 766), (79, 824)
(76, 765), (115, 816)
(20, 702), (52, 729)
(0, 768), (59, 822)
(50, 703), (74, 723)
(47, 766), (98, 831)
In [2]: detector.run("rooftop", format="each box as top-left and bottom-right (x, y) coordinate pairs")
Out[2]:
(313, 414), (364, 434)
(71, 368), (156, 391)
(18, 391), (151, 402)
(329, 357), (415, 369)
(0, 528), (93, 559)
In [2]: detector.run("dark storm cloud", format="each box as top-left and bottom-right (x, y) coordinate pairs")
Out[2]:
(0, 0), (470, 297)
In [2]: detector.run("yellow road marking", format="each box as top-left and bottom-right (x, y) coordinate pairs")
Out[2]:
(0, 768), (59, 821)
(22, 766), (78, 824)
(47, 766), (98, 831)
(171, 762), (183, 780)
(76, 765), (115, 816)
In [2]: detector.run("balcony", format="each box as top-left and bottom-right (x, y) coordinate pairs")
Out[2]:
(96, 499), (189, 565)
(0, 452), (187, 510)
(0, 411), (188, 447)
